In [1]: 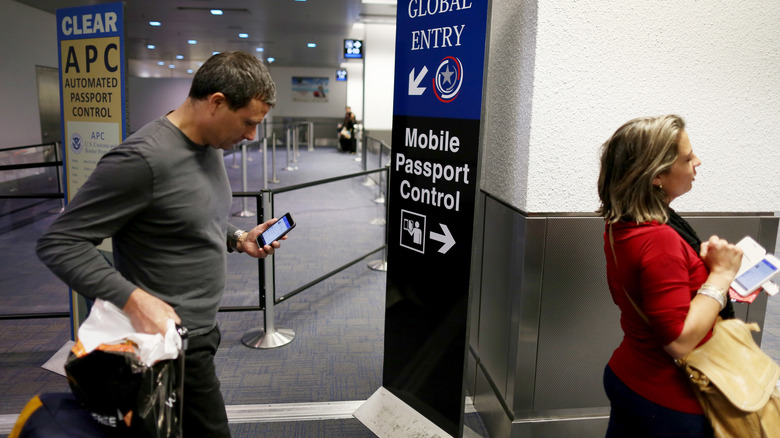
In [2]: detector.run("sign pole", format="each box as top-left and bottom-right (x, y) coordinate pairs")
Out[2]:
(355, 1), (491, 436)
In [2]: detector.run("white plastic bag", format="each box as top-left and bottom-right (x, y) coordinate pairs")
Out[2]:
(77, 299), (181, 366)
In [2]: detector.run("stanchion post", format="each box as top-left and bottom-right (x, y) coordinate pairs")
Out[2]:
(307, 121), (314, 151)
(241, 191), (295, 349)
(373, 146), (386, 204)
(292, 124), (300, 162)
(362, 137), (376, 187)
(53, 141), (65, 212)
(270, 132), (280, 183)
(234, 142), (255, 217)
(354, 125), (362, 162)
(360, 133), (367, 171)
(368, 167), (389, 272)
(230, 144), (239, 169)
(284, 127), (298, 172)
(262, 136), (268, 190)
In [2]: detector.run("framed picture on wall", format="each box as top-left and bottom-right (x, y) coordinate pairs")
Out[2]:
(292, 77), (329, 102)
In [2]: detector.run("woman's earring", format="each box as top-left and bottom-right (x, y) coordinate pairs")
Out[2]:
(659, 183), (663, 189)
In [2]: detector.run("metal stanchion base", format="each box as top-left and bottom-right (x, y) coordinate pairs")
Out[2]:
(269, 178), (280, 183)
(354, 156), (361, 162)
(368, 259), (387, 272)
(373, 196), (386, 204)
(241, 327), (295, 349)
(362, 179), (377, 187)
(233, 210), (256, 217)
(370, 218), (386, 225)
(283, 166), (298, 171)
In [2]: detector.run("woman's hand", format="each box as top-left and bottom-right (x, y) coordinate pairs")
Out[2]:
(664, 236), (743, 359)
(700, 235), (743, 288)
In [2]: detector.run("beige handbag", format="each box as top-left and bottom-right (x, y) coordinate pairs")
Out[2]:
(676, 319), (780, 437)
(608, 225), (780, 437)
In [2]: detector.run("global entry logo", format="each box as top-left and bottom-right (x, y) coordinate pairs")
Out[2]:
(433, 56), (463, 103)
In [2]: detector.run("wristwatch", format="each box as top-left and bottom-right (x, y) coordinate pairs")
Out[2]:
(228, 229), (247, 253)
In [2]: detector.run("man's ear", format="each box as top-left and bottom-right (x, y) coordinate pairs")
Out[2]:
(206, 92), (227, 114)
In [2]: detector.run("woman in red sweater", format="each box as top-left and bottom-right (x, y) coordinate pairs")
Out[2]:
(597, 115), (743, 437)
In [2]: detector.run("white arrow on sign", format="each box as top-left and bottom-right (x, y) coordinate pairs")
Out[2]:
(430, 223), (455, 254)
(408, 66), (428, 95)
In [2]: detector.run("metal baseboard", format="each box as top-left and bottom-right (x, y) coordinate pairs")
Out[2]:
(470, 194), (778, 438)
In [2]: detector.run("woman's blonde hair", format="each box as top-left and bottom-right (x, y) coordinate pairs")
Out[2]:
(597, 115), (685, 224)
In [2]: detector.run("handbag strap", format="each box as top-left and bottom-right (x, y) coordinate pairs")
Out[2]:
(609, 224), (650, 324)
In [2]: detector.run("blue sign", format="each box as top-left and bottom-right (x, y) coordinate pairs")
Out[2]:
(392, 1), (488, 120)
(344, 39), (363, 59)
(336, 69), (348, 81)
(57, 2), (124, 40)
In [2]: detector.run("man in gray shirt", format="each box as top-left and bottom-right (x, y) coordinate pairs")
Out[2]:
(37, 51), (279, 437)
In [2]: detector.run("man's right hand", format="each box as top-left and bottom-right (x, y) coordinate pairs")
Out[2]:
(123, 288), (181, 335)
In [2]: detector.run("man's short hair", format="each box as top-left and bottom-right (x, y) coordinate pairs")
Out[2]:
(189, 51), (277, 109)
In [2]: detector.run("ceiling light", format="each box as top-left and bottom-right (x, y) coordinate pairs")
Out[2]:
(157, 61), (164, 66)
(239, 33), (249, 38)
(149, 21), (161, 27)
(210, 9), (223, 15)
(256, 47), (264, 52)
(307, 43), (317, 48)
(187, 69), (194, 74)
(188, 40), (197, 45)
(169, 65), (175, 69)
(176, 55), (184, 60)
(147, 44), (156, 49)
(212, 51), (220, 55)
(267, 57), (275, 63)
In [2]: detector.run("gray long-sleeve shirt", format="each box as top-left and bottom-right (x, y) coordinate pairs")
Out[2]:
(37, 116), (236, 335)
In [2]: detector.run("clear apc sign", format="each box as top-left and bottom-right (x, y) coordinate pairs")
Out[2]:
(57, 2), (126, 197)
(383, 0), (489, 436)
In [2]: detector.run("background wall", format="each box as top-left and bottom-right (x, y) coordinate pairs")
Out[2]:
(363, 23), (395, 132)
(345, 62), (364, 123)
(481, 0), (780, 214)
(268, 66), (347, 119)
(0, 0), (58, 148)
(127, 78), (191, 133)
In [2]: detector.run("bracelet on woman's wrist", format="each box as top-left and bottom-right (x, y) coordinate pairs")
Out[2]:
(697, 283), (727, 310)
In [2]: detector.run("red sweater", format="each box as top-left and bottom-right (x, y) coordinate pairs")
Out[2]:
(604, 221), (712, 414)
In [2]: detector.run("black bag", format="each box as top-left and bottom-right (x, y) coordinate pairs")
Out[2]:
(64, 328), (187, 438)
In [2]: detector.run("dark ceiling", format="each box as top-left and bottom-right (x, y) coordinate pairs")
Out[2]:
(16, 0), (397, 75)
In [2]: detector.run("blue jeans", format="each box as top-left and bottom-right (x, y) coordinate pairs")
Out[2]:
(603, 365), (712, 438)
